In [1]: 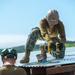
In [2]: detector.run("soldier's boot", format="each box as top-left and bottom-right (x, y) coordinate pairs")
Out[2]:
(40, 44), (47, 59)
(20, 51), (30, 63)
(36, 44), (47, 61)
(41, 49), (47, 59)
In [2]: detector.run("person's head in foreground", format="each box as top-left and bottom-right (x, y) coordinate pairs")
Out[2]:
(1, 48), (17, 65)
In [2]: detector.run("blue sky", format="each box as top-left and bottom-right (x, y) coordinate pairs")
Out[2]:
(0, 0), (75, 48)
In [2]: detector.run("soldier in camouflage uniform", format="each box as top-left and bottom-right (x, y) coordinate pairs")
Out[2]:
(20, 9), (66, 63)
(0, 48), (27, 75)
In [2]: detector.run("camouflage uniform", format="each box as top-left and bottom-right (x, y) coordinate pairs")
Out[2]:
(20, 18), (66, 63)
(25, 18), (66, 58)
(25, 27), (43, 51)
(0, 65), (27, 75)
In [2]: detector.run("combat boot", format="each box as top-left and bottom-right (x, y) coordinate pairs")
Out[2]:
(20, 51), (30, 63)
(36, 44), (47, 60)
(40, 44), (47, 59)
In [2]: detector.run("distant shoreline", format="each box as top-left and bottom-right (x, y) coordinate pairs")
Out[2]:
(0, 41), (75, 54)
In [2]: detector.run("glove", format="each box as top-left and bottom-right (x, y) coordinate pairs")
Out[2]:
(44, 34), (50, 42)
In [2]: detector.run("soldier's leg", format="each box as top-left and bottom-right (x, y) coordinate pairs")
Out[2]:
(20, 27), (41, 63)
(40, 44), (47, 59)
(36, 44), (47, 62)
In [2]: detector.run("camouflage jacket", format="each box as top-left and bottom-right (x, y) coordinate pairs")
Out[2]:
(38, 18), (66, 43)
(0, 65), (27, 75)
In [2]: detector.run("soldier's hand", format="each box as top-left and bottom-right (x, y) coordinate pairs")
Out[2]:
(45, 34), (50, 42)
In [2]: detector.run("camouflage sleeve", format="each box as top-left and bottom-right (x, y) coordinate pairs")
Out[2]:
(38, 20), (48, 36)
(58, 21), (66, 43)
(38, 19), (50, 41)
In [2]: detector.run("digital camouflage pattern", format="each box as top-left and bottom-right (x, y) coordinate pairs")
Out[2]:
(20, 11), (66, 63)
(38, 18), (66, 43)
(25, 27), (65, 59)
(25, 27), (43, 51)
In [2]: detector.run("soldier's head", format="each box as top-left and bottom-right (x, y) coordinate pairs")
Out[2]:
(46, 9), (59, 28)
(1, 48), (17, 64)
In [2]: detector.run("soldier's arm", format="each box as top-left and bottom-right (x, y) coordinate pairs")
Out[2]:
(58, 21), (66, 43)
(38, 20), (50, 42)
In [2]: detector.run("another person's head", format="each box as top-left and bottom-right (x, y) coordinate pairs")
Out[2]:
(46, 9), (59, 28)
(1, 48), (17, 65)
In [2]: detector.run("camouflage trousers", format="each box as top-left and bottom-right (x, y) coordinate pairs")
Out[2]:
(25, 27), (65, 59)
(25, 27), (43, 51)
